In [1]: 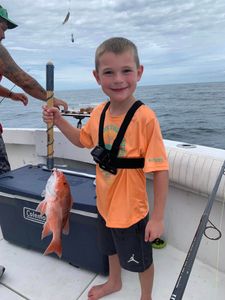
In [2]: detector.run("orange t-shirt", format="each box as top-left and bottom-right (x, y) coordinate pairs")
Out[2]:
(80, 102), (169, 228)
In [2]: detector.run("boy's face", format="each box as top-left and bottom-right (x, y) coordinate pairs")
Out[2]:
(93, 50), (143, 104)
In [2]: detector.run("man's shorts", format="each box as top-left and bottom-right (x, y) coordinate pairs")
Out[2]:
(97, 212), (153, 273)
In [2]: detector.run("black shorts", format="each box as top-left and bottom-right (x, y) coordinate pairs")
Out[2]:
(97, 212), (153, 272)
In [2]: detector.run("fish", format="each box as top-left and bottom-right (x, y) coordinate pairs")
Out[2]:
(62, 11), (70, 25)
(36, 169), (73, 258)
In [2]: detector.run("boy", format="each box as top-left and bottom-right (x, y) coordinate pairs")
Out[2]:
(43, 37), (169, 300)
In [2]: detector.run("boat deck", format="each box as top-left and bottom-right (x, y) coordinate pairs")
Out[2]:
(1, 227), (225, 300)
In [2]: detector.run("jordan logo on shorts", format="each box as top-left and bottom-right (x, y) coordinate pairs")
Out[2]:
(127, 254), (139, 264)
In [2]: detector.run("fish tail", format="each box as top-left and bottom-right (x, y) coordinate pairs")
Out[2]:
(44, 238), (62, 258)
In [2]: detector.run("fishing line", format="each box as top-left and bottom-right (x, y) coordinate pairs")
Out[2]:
(48, 0), (74, 43)
(64, 0), (75, 43)
(0, 68), (31, 104)
(204, 219), (222, 240)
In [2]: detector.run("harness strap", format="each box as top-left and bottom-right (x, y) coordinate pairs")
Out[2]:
(114, 157), (144, 168)
(99, 101), (110, 147)
(98, 100), (144, 169)
(111, 100), (143, 158)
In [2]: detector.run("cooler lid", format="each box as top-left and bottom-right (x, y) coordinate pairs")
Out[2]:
(0, 165), (97, 213)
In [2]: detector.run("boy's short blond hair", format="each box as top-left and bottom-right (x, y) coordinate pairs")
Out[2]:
(95, 37), (140, 71)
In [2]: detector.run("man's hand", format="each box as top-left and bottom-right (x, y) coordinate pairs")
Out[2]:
(10, 92), (28, 106)
(53, 97), (68, 111)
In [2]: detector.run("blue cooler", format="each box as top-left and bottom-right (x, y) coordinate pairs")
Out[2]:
(0, 164), (109, 275)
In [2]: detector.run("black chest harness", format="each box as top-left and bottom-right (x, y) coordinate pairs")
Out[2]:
(91, 100), (145, 174)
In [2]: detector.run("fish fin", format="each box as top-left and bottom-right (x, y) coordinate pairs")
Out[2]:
(44, 238), (62, 258)
(41, 189), (46, 198)
(62, 217), (70, 235)
(41, 222), (51, 239)
(62, 195), (72, 235)
(36, 200), (47, 216)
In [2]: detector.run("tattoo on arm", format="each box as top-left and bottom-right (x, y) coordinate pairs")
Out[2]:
(0, 44), (46, 101)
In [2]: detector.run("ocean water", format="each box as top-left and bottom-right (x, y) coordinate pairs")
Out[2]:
(1, 81), (225, 149)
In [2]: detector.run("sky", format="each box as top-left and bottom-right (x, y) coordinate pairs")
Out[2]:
(1, 0), (225, 91)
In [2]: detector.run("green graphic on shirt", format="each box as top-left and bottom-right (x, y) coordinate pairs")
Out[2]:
(104, 125), (126, 157)
(148, 157), (163, 163)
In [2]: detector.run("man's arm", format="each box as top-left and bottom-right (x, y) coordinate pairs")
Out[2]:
(0, 44), (68, 110)
(0, 44), (47, 100)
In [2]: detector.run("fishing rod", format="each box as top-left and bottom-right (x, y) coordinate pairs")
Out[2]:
(170, 160), (225, 300)
(0, 265), (5, 279)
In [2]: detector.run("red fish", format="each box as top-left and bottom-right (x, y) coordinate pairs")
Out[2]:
(36, 169), (73, 257)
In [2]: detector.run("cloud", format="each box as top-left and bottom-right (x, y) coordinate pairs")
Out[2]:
(7, 46), (41, 52)
(1, 0), (225, 90)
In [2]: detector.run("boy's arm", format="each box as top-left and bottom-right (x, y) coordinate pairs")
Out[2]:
(55, 116), (84, 148)
(145, 170), (169, 242)
(43, 105), (84, 148)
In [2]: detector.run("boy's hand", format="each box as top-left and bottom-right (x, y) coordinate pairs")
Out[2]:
(144, 218), (164, 242)
(42, 105), (62, 125)
(10, 92), (28, 106)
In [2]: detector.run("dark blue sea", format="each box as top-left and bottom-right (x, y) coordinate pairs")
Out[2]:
(1, 81), (225, 149)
